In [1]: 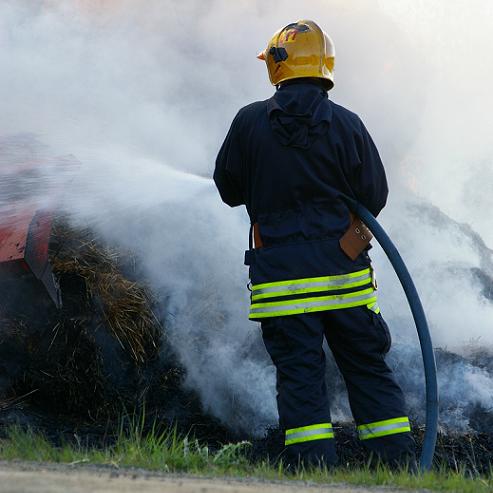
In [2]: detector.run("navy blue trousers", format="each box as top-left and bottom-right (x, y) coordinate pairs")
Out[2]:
(261, 306), (415, 467)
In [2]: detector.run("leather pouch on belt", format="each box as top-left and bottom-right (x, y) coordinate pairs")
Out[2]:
(252, 223), (263, 249)
(339, 214), (373, 261)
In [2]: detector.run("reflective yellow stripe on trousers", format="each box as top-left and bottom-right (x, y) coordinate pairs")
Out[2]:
(357, 417), (411, 440)
(285, 423), (334, 446)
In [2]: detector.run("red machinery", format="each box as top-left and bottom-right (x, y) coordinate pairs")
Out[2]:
(0, 209), (61, 310)
(0, 156), (62, 315)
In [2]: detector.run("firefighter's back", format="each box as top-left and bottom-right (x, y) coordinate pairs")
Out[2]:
(236, 80), (377, 245)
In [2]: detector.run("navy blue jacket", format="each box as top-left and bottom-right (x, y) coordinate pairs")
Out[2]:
(214, 80), (388, 284)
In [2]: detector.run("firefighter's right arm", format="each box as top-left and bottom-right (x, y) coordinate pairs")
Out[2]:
(214, 113), (244, 208)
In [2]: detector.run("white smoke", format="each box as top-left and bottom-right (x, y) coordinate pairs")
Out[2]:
(1, 0), (493, 433)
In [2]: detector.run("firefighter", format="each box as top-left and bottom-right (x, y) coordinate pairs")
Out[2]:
(213, 20), (415, 468)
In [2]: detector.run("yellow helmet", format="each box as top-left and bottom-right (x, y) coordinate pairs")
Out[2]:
(257, 20), (335, 89)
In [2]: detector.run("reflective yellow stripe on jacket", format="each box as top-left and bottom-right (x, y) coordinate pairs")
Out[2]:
(249, 268), (377, 319)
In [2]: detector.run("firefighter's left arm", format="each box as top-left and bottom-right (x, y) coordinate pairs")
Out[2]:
(351, 119), (389, 217)
(214, 113), (245, 207)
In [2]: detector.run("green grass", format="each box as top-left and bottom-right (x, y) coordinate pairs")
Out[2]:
(1, 423), (492, 493)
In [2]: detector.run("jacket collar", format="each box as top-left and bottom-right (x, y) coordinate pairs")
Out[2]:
(267, 81), (333, 126)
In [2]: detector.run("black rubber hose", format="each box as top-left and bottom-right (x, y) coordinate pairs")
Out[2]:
(346, 199), (439, 472)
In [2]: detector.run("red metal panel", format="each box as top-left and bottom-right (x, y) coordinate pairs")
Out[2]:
(25, 210), (53, 280)
(0, 208), (37, 278)
(0, 207), (61, 308)
(0, 148), (67, 310)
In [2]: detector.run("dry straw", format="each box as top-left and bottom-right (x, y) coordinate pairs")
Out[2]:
(51, 219), (161, 365)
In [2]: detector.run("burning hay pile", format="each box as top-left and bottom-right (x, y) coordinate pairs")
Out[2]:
(0, 218), (173, 421)
(50, 221), (160, 366)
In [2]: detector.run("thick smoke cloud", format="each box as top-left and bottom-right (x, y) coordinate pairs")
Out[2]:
(1, 0), (493, 433)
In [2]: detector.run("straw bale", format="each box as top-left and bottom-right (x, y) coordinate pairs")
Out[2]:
(0, 218), (165, 419)
(50, 220), (160, 365)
